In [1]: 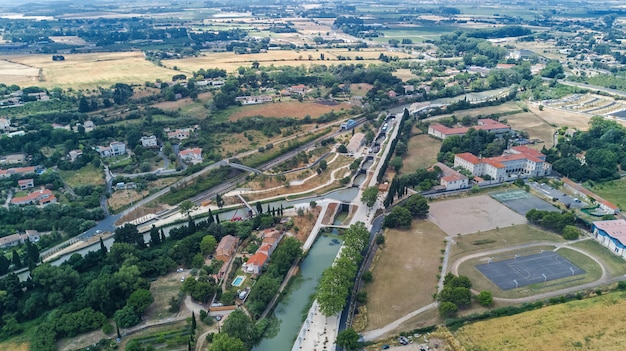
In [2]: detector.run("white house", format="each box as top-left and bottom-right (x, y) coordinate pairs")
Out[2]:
(97, 141), (126, 157)
(140, 135), (158, 148)
(0, 117), (10, 131)
(347, 132), (366, 154)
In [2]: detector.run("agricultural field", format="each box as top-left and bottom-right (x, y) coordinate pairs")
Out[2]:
(454, 291), (626, 351)
(168, 48), (415, 73)
(393, 69), (417, 82)
(0, 58), (40, 85)
(3, 52), (179, 90)
(359, 221), (446, 332)
(371, 24), (460, 43)
(227, 100), (353, 121)
(400, 132), (441, 175)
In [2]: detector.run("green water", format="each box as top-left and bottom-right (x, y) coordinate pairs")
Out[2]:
(253, 234), (341, 351)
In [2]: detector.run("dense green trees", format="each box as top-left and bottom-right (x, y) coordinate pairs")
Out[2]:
(438, 273), (474, 317)
(336, 328), (361, 350)
(526, 209), (576, 234)
(361, 186), (379, 208)
(384, 194), (430, 228)
(317, 222), (369, 316)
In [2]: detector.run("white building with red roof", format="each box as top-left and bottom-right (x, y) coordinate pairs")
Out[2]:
(433, 162), (468, 191)
(592, 219), (626, 258)
(243, 252), (268, 274)
(179, 148), (203, 164)
(11, 188), (56, 206)
(428, 119), (511, 140)
(454, 147), (551, 183)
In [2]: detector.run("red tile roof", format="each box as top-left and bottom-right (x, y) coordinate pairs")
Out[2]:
(246, 252), (268, 267)
(511, 145), (545, 159)
(456, 152), (482, 165)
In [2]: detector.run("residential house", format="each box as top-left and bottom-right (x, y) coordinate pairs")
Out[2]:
(11, 188), (56, 206)
(288, 84), (307, 95)
(179, 148), (203, 164)
(0, 234), (23, 249)
(235, 95), (273, 105)
(216, 235), (238, 279)
(428, 119), (511, 140)
(25, 230), (40, 243)
(388, 90), (397, 98)
(0, 153), (26, 165)
(68, 149), (83, 162)
(167, 128), (192, 140)
(0, 117), (10, 131)
(432, 162), (468, 191)
(97, 141), (126, 157)
(18, 178), (34, 190)
(140, 135), (158, 148)
(243, 252), (268, 274)
(0, 166), (36, 178)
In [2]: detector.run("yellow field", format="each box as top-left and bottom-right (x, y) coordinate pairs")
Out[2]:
(2, 52), (178, 89)
(0, 58), (40, 84)
(0, 342), (28, 351)
(454, 292), (626, 351)
(169, 48), (415, 73)
(400, 131), (441, 175)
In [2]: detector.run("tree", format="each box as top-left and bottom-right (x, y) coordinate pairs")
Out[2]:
(11, 249), (21, 268)
(476, 291), (493, 306)
(361, 186), (379, 208)
(255, 201), (262, 215)
(404, 194), (430, 218)
(126, 289), (154, 315)
(383, 206), (412, 228)
(562, 225), (580, 240)
(337, 144), (348, 153)
(210, 333), (246, 351)
(111, 83), (133, 105)
(100, 237), (108, 256)
(221, 309), (256, 348)
(191, 311), (197, 333)
(439, 301), (458, 317)
(319, 160), (328, 171)
(336, 328), (360, 351)
(114, 305), (140, 328)
(215, 193), (225, 208)
(200, 235), (217, 256)
(389, 156), (403, 172)
(180, 200), (195, 217)
(149, 225), (161, 246)
(114, 223), (140, 245)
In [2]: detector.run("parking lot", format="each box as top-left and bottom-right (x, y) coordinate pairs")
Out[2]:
(529, 181), (586, 209)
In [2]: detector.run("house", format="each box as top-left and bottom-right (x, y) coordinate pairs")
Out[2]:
(592, 220), (626, 258)
(140, 135), (158, 148)
(0, 117), (10, 131)
(288, 84), (307, 95)
(68, 149), (83, 162)
(83, 120), (96, 131)
(0, 153), (26, 165)
(11, 188), (56, 206)
(0, 233), (23, 249)
(215, 235), (238, 263)
(18, 178), (34, 190)
(167, 129), (191, 140)
(0, 166), (36, 178)
(25, 230), (40, 243)
(388, 90), (397, 98)
(508, 49), (536, 60)
(97, 141), (126, 157)
(433, 162), (468, 191)
(428, 119), (511, 140)
(347, 133), (366, 154)
(454, 147), (552, 183)
(243, 252), (268, 274)
(235, 95), (273, 105)
(179, 148), (203, 164)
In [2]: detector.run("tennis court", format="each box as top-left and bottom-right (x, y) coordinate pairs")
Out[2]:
(491, 190), (559, 216)
(476, 251), (585, 290)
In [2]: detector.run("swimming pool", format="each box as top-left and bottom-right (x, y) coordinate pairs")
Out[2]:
(232, 275), (246, 287)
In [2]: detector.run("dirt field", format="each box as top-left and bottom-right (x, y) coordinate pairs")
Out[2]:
(151, 92), (212, 111)
(428, 195), (527, 236)
(504, 111), (556, 148)
(528, 103), (593, 131)
(361, 221), (446, 332)
(292, 206), (321, 243)
(168, 48), (414, 73)
(454, 292), (626, 351)
(0, 342), (28, 351)
(228, 100), (353, 120)
(108, 178), (178, 211)
(0, 59), (40, 84)
(147, 272), (185, 320)
(394, 69), (417, 82)
(3, 52), (178, 89)
(401, 132), (441, 174)
(435, 102), (523, 120)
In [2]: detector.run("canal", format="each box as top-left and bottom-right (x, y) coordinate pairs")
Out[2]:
(253, 232), (342, 351)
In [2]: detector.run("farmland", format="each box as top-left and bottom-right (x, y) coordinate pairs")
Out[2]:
(454, 291), (626, 351)
(228, 100), (353, 121)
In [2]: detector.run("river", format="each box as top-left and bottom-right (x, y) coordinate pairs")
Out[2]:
(253, 232), (342, 351)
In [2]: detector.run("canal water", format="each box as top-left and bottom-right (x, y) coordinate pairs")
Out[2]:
(253, 232), (342, 351)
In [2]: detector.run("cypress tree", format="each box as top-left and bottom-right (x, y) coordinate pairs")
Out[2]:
(208, 208), (214, 224)
(11, 249), (21, 268)
(100, 237), (107, 255)
(160, 228), (166, 243)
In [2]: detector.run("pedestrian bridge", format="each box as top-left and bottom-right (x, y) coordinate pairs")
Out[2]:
(226, 160), (262, 174)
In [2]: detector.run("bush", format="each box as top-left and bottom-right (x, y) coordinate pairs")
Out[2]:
(439, 301), (458, 317)
(476, 291), (493, 306)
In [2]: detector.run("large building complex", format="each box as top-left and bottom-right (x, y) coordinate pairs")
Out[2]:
(454, 145), (551, 182)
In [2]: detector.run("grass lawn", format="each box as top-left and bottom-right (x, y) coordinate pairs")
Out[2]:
(400, 131), (441, 175)
(572, 239), (626, 277)
(58, 164), (105, 188)
(360, 220), (447, 332)
(227, 100), (353, 121)
(146, 272), (184, 321)
(454, 291), (626, 351)
(584, 178), (626, 210)
(0, 342), (28, 351)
